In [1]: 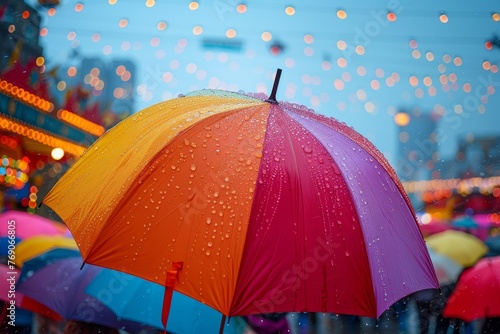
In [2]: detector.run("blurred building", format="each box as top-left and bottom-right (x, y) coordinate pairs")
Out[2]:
(0, 0), (43, 70)
(397, 109), (500, 219)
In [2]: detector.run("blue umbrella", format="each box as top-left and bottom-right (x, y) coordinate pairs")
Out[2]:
(86, 269), (240, 333)
(18, 248), (80, 284)
(16, 257), (151, 333)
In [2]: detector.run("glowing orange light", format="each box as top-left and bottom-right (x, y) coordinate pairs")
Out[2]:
(22, 11), (30, 19)
(237, 4), (247, 13)
(188, 1), (199, 10)
(387, 12), (396, 22)
(337, 9), (347, 19)
(226, 29), (237, 39)
(285, 6), (295, 16)
(394, 113), (410, 126)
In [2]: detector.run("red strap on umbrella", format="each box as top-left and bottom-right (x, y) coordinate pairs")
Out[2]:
(162, 261), (183, 331)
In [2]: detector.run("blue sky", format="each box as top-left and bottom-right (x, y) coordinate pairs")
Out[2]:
(28, 0), (500, 166)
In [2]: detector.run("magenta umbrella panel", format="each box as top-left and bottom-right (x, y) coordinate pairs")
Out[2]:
(41, 86), (439, 320)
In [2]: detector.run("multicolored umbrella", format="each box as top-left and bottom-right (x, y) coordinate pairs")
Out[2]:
(443, 256), (500, 321)
(13, 235), (78, 268)
(42, 74), (438, 326)
(426, 230), (488, 267)
(16, 257), (150, 333)
(0, 263), (63, 322)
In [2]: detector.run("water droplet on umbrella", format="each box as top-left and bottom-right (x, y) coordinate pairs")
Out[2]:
(170, 165), (176, 170)
(191, 164), (197, 171)
(303, 146), (312, 154)
(207, 242), (213, 247)
(206, 217), (211, 225)
(206, 250), (211, 256)
(345, 251), (350, 257)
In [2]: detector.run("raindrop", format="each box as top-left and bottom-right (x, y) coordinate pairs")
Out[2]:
(303, 146), (312, 153)
(206, 217), (212, 225)
(191, 164), (197, 171)
(208, 241), (213, 247)
(206, 250), (211, 256)
(170, 165), (176, 170)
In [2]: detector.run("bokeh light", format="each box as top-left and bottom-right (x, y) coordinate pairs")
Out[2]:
(226, 29), (237, 39)
(119, 19), (128, 28)
(237, 4), (247, 13)
(285, 6), (295, 16)
(394, 112), (410, 126)
(157, 21), (167, 31)
(337, 9), (347, 19)
(261, 32), (272, 42)
(189, 2), (199, 10)
(192, 26), (203, 35)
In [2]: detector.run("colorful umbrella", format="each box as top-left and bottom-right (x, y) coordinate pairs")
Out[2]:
(426, 230), (488, 267)
(0, 210), (68, 239)
(16, 257), (150, 333)
(13, 235), (78, 267)
(418, 221), (451, 238)
(443, 256), (500, 321)
(0, 263), (63, 322)
(42, 75), (438, 324)
(86, 268), (238, 333)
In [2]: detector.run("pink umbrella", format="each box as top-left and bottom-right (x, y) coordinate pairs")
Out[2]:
(0, 210), (68, 239)
(419, 221), (451, 238)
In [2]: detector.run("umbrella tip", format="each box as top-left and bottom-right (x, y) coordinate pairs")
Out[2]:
(265, 68), (282, 104)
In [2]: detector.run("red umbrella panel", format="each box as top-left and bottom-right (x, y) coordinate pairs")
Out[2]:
(42, 83), (438, 324)
(443, 256), (500, 321)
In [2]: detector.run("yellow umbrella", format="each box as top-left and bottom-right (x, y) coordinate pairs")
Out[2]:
(14, 235), (78, 267)
(426, 230), (487, 267)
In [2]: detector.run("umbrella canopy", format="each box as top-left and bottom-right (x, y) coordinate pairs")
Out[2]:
(42, 84), (438, 320)
(0, 263), (63, 322)
(418, 221), (451, 238)
(443, 256), (500, 322)
(17, 248), (81, 284)
(86, 268), (237, 333)
(16, 257), (149, 333)
(427, 248), (463, 286)
(13, 235), (78, 267)
(426, 230), (488, 267)
(451, 216), (479, 229)
(0, 210), (68, 239)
